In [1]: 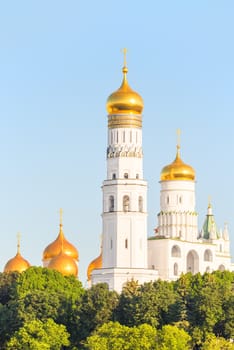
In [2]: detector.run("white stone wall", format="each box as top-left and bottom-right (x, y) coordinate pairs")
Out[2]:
(102, 177), (148, 269)
(160, 180), (196, 212)
(158, 180), (198, 242)
(92, 267), (158, 293)
(148, 237), (232, 280)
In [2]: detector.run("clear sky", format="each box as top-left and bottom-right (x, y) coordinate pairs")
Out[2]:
(0, 1), (233, 284)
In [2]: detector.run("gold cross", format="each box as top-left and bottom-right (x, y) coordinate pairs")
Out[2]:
(59, 208), (63, 226)
(176, 128), (181, 148)
(122, 48), (127, 67)
(17, 232), (21, 253)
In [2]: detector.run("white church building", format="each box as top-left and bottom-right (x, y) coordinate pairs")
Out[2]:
(88, 57), (233, 293)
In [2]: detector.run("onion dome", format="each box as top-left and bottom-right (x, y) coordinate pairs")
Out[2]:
(43, 209), (79, 262)
(106, 66), (144, 115)
(48, 251), (78, 277)
(160, 145), (195, 182)
(87, 251), (102, 281)
(106, 49), (143, 128)
(4, 234), (30, 273)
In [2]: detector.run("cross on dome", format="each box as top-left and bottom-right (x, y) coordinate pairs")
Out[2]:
(122, 48), (127, 67)
(176, 128), (181, 150)
(17, 232), (21, 254)
(59, 208), (63, 227)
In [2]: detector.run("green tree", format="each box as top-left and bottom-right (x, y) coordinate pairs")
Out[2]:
(213, 271), (234, 339)
(0, 271), (19, 304)
(84, 321), (157, 350)
(170, 273), (193, 326)
(198, 274), (224, 332)
(116, 280), (176, 328)
(15, 267), (84, 300)
(201, 334), (234, 350)
(172, 271), (234, 347)
(157, 325), (191, 350)
(5, 318), (70, 350)
(0, 267), (84, 349)
(222, 295), (234, 339)
(0, 272), (21, 343)
(15, 290), (61, 323)
(114, 279), (140, 326)
(77, 283), (119, 344)
(188, 272), (233, 339)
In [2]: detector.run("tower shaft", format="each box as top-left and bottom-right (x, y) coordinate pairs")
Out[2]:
(102, 124), (148, 269)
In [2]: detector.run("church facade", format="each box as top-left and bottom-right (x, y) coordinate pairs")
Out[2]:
(88, 56), (233, 293)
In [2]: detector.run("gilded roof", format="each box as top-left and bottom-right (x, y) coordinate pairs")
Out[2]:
(48, 252), (78, 277)
(160, 146), (195, 182)
(106, 66), (144, 117)
(43, 224), (79, 261)
(87, 252), (102, 281)
(4, 252), (30, 273)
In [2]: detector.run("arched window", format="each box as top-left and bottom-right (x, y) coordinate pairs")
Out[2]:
(109, 196), (114, 212)
(123, 195), (130, 212)
(219, 264), (225, 271)
(125, 239), (128, 249)
(138, 196), (143, 212)
(167, 196), (169, 204)
(174, 263), (178, 276)
(171, 245), (181, 257)
(204, 249), (213, 262)
(187, 250), (199, 274)
(124, 173), (128, 179)
(112, 173), (116, 179)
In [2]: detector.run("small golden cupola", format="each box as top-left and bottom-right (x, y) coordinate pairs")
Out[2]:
(87, 249), (102, 282)
(160, 131), (195, 182)
(106, 49), (144, 128)
(43, 209), (79, 266)
(4, 234), (30, 273)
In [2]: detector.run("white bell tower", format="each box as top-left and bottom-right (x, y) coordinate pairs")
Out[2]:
(157, 130), (198, 242)
(91, 51), (158, 292)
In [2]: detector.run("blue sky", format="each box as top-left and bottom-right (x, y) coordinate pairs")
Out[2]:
(0, 1), (233, 284)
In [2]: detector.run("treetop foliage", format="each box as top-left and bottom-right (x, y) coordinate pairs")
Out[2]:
(0, 267), (233, 349)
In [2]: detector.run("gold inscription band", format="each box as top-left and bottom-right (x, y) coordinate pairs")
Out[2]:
(108, 114), (142, 128)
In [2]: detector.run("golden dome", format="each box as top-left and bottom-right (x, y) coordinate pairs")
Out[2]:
(106, 66), (144, 117)
(48, 252), (78, 277)
(160, 145), (195, 182)
(4, 253), (30, 273)
(4, 235), (30, 273)
(87, 252), (102, 281)
(43, 210), (79, 262)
